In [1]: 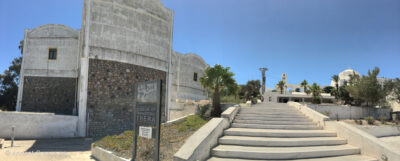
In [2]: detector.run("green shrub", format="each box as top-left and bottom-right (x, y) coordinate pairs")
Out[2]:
(94, 115), (209, 160)
(365, 116), (375, 125)
(320, 111), (331, 117)
(197, 104), (210, 118)
(379, 116), (387, 124)
(312, 96), (321, 104)
(221, 95), (241, 104)
(177, 115), (208, 132)
(354, 119), (363, 125)
(95, 131), (134, 154)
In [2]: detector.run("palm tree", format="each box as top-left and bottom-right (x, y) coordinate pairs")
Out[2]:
(300, 80), (308, 94)
(277, 81), (285, 94)
(200, 64), (238, 117)
(18, 40), (24, 54)
(309, 83), (322, 104)
(331, 75), (339, 95)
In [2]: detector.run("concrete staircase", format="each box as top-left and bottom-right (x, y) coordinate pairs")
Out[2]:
(208, 103), (377, 161)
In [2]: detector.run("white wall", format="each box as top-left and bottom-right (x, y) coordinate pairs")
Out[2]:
(355, 125), (400, 137)
(23, 24), (80, 78)
(307, 104), (392, 120)
(170, 52), (208, 102)
(0, 112), (78, 139)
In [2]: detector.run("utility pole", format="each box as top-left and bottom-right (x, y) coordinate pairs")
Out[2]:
(259, 67), (268, 95)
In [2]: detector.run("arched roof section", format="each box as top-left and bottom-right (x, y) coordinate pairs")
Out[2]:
(181, 53), (208, 67)
(28, 24), (79, 38)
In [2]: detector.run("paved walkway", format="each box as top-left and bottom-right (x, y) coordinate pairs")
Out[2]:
(380, 136), (400, 150)
(0, 138), (96, 161)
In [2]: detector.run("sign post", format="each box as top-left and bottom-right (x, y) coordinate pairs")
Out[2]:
(132, 80), (162, 161)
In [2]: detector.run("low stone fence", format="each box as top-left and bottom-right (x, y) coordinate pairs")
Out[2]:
(288, 102), (329, 127)
(173, 105), (240, 161)
(307, 104), (391, 120)
(0, 111), (78, 139)
(92, 146), (130, 161)
(355, 125), (400, 137)
(169, 102), (198, 121)
(335, 122), (400, 161)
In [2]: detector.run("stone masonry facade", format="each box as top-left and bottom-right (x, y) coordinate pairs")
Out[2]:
(87, 59), (166, 137)
(21, 76), (77, 115)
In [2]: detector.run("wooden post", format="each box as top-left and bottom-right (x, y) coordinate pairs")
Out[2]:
(11, 126), (15, 147)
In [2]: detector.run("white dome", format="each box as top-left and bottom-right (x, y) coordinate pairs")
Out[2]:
(331, 68), (360, 87)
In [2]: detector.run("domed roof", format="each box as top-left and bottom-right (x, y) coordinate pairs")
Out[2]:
(339, 68), (360, 79)
(331, 68), (360, 87)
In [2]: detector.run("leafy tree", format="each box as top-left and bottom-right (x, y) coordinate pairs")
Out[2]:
(239, 80), (261, 103)
(200, 64), (238, 117)
(277, 80), (285, 94)
(295, 88), (301, 92)
(309, 83), (321, 104)
(323, 86), (334, 94)
(383, 78), (400, 103)
(338, 85), (353, 105)
(0, 40), (23, 111)
(300, 80), (308, 94)
(331, 75), (339, 98)
(346, 67), (387, 107)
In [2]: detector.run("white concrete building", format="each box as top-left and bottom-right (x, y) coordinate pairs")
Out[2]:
(15, 0), (209, 137)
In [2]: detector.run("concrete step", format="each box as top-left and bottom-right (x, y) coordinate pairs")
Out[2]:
(225, 128), (337, 137)
(237, 112), (304, 116)
(212, 145), (360, 160)
(235, 116), (311, 121)
(236, 114), (306, 118)
(240, 109), (296, 112)
(231, 123), (322, 130)
(208, 155), (377, 161)
(219, 136), (347, 147)
(233, 120), (316, 125)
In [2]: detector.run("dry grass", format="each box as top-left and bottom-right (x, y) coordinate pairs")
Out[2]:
(94, 115), (208, 161)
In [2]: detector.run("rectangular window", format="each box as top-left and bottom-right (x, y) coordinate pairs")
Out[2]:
(48, 48), (57, 60)
(193, 72), (198, 82)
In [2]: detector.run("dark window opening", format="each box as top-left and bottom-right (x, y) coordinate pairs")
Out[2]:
(48, 48), (57, 60)
(193, 72), (198, 82)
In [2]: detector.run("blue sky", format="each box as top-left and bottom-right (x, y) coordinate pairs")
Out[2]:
(1, 0), (399, 88)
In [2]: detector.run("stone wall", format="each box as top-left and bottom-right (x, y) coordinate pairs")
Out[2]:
(87, 59), (166, 137)
(21, 76), (77, 115)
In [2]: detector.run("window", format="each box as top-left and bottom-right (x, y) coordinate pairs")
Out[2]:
(193, 72), (198, 82)
(48, 48), (57, 60)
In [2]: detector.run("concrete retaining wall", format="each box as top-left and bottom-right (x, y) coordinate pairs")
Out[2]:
(0, 112), (78, 139)
(288, 102), (329, 127)
(355, 125), (400, 137)
(92, 146), (129, 161)
(173, 106), (240, 161)
(335, 122), (400, 161)
(307, 104), (391, 120)
(169, 102), (197, 121)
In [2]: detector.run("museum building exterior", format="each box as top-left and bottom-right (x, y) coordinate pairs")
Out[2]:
(15, 0), (208, 137)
